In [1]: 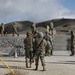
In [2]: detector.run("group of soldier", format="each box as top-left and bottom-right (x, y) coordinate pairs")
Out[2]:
(0, 22), (19, 37)
(24, 22), (54, 71)
(0, 21), (74, 71)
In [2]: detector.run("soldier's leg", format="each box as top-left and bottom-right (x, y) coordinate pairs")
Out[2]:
(26, 57), (28, 68)
(46, 48), (51, 56)
(12, 31), (15, 36)
(25, 51), (29, 68)
(48, 49), (51, 56)
(46, 49), (48, 56)
(51, 49), (53, 55)
(40, 53), (46, 71)
(45, 48), (48, 56)
(70, 46), (74, 56)
(51, 43), (53, 55)
(35, 54), (39, 70)
(15, 29), (19, 36)
(31, 51), (34, 63)
(29, 51), (33, 68)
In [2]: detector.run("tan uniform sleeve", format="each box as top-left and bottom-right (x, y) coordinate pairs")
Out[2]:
(43, 39), (47, 47)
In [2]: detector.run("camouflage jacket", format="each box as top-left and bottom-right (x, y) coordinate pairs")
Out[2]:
(34, 38), (47, 53)
(13, 25), (17, 29)
(24, 36), (33, 51)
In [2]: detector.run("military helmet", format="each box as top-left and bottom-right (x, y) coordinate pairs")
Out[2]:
(37, 32), (43, 38)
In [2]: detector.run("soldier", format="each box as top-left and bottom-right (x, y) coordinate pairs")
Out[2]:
(24, 32), (33, 68)
(70, 31), (74, 56)
(31, 23), (37, 36)
(49, 22), (54, 54)
(0, 23), (5, 37)
(45, 22), (54, 55)
(34, 32), (47, 71)
(44, 31), (53, 56)
(12, 22), (19, 36)
(49, 21), (54, 36)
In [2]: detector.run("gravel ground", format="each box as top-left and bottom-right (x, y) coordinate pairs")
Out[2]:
(0, 54), (75, 75)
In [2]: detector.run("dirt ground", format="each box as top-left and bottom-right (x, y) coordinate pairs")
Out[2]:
(0, 53), (75, 75)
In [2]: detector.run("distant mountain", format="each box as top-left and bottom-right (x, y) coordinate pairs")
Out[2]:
(0, 18), (75, 34)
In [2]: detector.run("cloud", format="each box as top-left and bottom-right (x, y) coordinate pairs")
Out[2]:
(0, 0), (75, 23)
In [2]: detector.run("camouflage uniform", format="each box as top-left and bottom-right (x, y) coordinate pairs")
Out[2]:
(49, 22), (54, 36)
(49, 22), (54, 55)
(45, 22), (53, 55)
(70, 31), (74, 56)
(34, 32), (47, 71)
(24, 32), (33, 68)
(1, 23), (5, 37)
(12, 23), (19, 36)
(44, 32), (52, 56)
(31, 23), (37, 36)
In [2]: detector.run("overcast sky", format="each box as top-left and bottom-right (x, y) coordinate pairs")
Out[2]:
(0, 0), (75, 24)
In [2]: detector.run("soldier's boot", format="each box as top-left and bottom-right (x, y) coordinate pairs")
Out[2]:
(26, 63), (28, 68)
(43, 66), (46, 71)
(34, 65), (38, 70)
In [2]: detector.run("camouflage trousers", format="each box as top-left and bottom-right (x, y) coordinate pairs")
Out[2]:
(13, 29), (19, 36)
(35, 51), (45, 66)
(71, 45), (74, 55)
(25, 50), (33, 64)
(45, 41), (52, 56)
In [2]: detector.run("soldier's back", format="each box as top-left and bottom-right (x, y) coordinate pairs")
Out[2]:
(24, 37), (33, 50)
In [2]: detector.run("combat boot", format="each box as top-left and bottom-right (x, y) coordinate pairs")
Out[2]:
(43, 66), (46, 71)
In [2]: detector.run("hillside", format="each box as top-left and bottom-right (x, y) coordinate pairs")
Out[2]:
(36, 18), (75, 33)
(2, 21), (33, 34)
(0, 18), (75, 34)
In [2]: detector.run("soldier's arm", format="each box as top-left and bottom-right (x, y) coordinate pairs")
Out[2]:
(43, 39), (47, 47)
